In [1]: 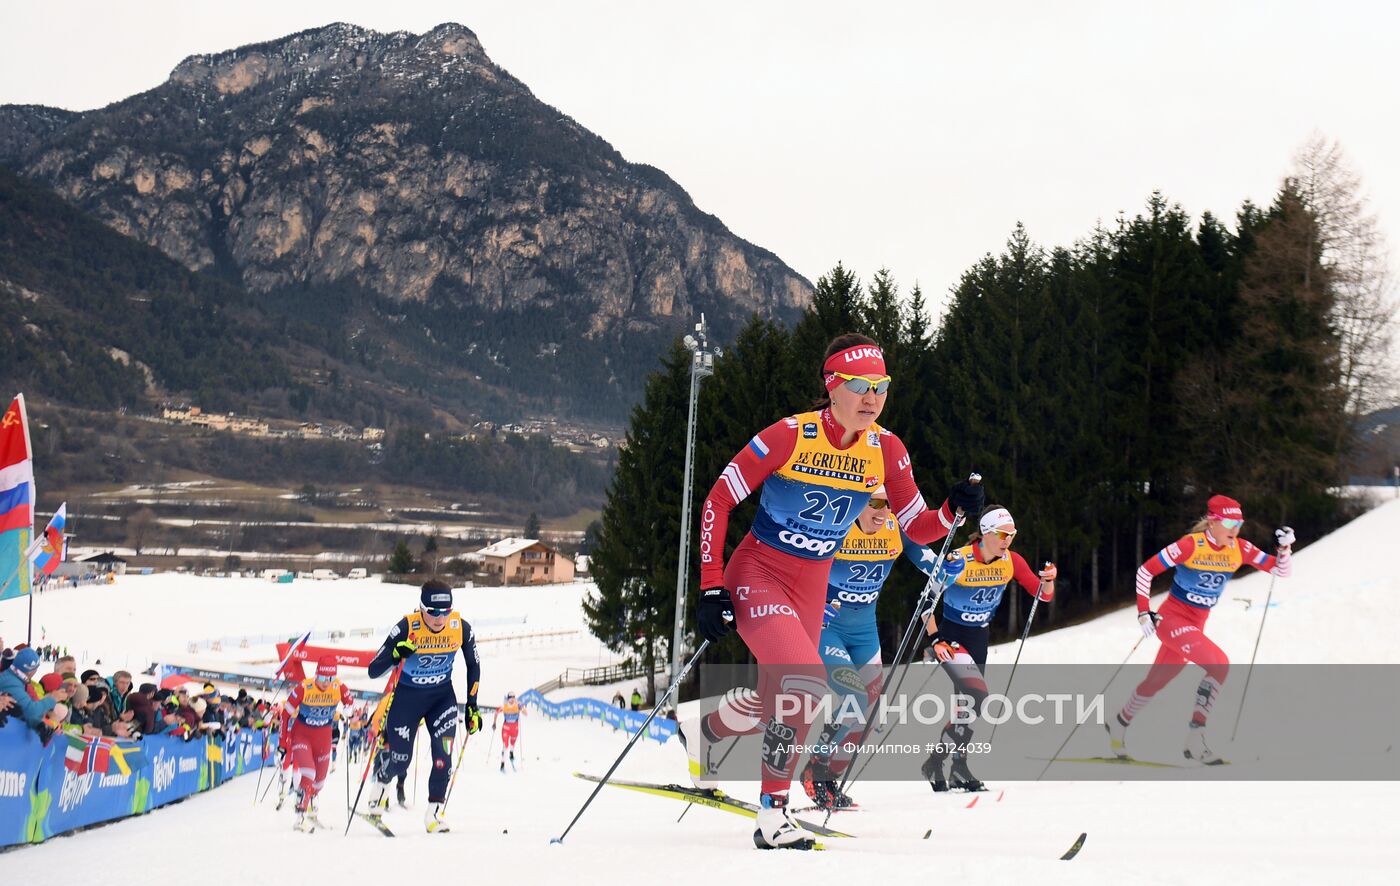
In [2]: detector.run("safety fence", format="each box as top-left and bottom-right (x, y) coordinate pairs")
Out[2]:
(518, 690), (676, 744)
(0, 721), (274, 847)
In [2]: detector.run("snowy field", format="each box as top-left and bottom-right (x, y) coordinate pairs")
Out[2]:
(4, 502), (1400, 881)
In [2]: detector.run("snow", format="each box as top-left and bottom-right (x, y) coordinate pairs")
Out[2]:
(4, 503), (1400, 881)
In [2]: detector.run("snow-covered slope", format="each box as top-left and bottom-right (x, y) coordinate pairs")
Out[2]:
(4, 503), (1399, 881)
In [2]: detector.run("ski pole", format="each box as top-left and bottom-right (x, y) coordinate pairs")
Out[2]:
(344, 655), (408, 835)
(252, 630), (312, 804)
(1231, 572), (1278, 742)
(848, 656), (945, 784)
(1034, 634), (1144, 780)
(441, 714), (473, 811)
(829, 474), (979, 816)
(552, 640), (709, 845)
(988, 571), (1048, 745)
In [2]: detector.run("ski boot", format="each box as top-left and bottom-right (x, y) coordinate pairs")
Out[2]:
(304, 798), (326, 830)
(500, 757), (506, 773)
(1106, 712), (1130, 759)
(365, 780), (392, 821)
(396, 780), (408, 809)
(425, 802), (450, 833)
(294, 810), (315, 833)
(800, 758), (854, 810)
(753, 793), (817, 850)
(1183, 724), (1226, 765)
(948, 753), (986, 792)
(921, 753), (949, 792)
(677, 716), (721, 790)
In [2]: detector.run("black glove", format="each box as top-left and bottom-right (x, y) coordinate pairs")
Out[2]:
(697, 587), (734, 643)
(465, 702), (481, 735)
(948, 479), (985, 516)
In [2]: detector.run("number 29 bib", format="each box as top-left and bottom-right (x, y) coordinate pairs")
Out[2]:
(1169, 533), (1242, 609)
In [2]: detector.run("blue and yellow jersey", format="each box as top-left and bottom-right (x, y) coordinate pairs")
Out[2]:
(749, 411), (886, 560)
(295, 679), (343, 727)
(400, 609), (464, 688)
(1168, 533), (1244, 609)
(940, 544), (1018, 628)
(826, 518), (937, 610)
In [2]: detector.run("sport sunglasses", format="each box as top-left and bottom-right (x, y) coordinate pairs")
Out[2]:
(1215, 518), (1244, 530)
(831, 371), (891, 395)
(424, 607), (452, 617)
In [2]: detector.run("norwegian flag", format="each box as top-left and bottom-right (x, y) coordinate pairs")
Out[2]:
(64, 734), (113, 775)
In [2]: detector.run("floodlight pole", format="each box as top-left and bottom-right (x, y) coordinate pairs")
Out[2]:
(669, 315), (715, 699)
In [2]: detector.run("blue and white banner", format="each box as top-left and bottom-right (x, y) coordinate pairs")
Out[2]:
(0, 721), (273, 847)
(518, 690), (677, 743)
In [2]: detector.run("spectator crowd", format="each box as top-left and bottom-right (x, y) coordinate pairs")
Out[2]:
(1, 637), (280, 750)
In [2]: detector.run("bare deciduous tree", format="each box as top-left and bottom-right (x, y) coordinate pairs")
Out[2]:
(1290, 135), (1398, 439)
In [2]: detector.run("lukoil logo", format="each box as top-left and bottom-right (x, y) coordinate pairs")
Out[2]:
(842, 347), (883, 363)
(748, 604), (797, 619)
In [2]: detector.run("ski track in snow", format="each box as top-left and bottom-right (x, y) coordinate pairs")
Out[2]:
(5, 502), (1400, 882)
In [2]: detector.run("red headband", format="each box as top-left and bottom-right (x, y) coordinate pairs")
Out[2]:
(823, 345), (887, 391)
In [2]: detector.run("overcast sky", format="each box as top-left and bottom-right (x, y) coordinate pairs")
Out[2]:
(3, 1), (1396, 319)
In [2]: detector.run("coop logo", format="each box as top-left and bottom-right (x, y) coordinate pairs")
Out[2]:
(748, 604), (797, 620)
(0, 770), (27, 798)
(58, 771), (94, 814)
(837, 589), (878, 605)
(777, 531), (838, 556)
(152, 751), (176, 792)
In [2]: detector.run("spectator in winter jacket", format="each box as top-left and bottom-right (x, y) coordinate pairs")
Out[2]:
(128, 683), (158, 736)
(109, 670), (134, 716)
(0, 648), (69, 732)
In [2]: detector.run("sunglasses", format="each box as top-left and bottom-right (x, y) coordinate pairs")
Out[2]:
(867, 498), (889, 510)
(1215, 518), (1244, 530)
(831, 371), (891, 395)
(424, 607), (451, 618)
(988, 528), (1017, 542)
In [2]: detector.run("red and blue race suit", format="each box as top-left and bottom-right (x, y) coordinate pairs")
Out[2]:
(697, 408), (956, 795)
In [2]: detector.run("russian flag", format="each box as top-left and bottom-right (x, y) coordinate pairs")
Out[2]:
(0, 396), (33, 534)
(30, 502), (66, 575)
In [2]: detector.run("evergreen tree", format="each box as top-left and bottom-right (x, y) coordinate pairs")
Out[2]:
(524, 512), (542, 539)
(388, 539), (416, 574)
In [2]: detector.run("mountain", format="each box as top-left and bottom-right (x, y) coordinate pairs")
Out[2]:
(0, 22), (811, 422)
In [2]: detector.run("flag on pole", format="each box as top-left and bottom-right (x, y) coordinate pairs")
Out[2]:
(0, 395), (34, 601)
(29, 502), (66, 576)
(275, 629), (313, 682)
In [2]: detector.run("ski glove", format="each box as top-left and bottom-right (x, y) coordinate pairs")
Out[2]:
(948, 478), (986, 517)
(936, 552), (967, 586)
(697, 587), (734, 643)
(822, 600), (842, 628)
(1275, 526), (1296, 548)
(465, 703), (482, 735)
(928, 635), (962, 663)
(1138, 610), (1162, 638)
(390, 639), (417, 661)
